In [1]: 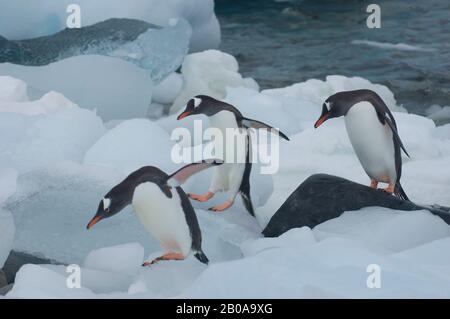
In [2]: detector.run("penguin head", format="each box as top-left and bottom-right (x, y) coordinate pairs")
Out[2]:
(314, 93), (350, 128)
(86, 196), (125, 229)
(177, 95), (223, 120)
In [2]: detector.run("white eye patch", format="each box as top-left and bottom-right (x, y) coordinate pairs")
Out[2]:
(102, 198), (111, 210)
(325, 101), (331, 111)
(193, 97), (202, 108)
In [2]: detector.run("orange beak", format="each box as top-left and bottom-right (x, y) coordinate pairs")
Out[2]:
(86, 215), (103, 230)
(314, 113), (330, 128)
(177, 111), (192, 120)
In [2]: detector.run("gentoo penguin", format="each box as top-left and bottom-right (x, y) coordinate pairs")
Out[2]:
(86, 160), (222, 266)
(177, 95), (289, 215)
(314, 89), (410, 200)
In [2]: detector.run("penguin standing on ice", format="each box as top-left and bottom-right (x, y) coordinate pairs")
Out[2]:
(177, 95), (290, 215)
(314, 89), (410, 200)
(86, 160), (222, 266)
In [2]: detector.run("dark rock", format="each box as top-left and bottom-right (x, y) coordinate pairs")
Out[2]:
(0, 269), (6, 288)
(2, 251), (61, 284)
(263, 174), (450, 237)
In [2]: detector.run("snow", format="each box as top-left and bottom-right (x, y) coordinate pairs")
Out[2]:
(264, 75), (406, 114)
(0, 0), (220, 52)
(426, 104), (450, 123)
(2, 52), (450, 298)
(170, 50), (259, 114)
(0, 55), (154, 121)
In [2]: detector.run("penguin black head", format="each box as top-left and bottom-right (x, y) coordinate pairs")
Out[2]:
(314, 91), (364, 128)
(86, 195), (128, 229)
(177, 95), (235, 120)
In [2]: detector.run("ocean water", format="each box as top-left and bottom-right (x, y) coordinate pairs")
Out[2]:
(216, 0), (450, 115)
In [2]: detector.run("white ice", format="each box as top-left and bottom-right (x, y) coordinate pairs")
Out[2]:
(0, 55), (154, 121)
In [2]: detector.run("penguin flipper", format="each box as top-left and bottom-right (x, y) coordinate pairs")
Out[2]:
(369, 93), (409, 158)
(241, 117), (290, 141)
(385, 117), (410, 158)
(167, 159), (223, 187)
(239, 155), (255, 216)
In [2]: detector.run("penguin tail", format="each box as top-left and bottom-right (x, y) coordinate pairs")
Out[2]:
(194, 250), (209, 265)
(394, 182), (410, 201)
(240, 191), (255, 217)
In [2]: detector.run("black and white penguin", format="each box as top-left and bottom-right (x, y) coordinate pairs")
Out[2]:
(86, 160), (222, 266)
(177, 95), (290, 215)
(314, 89), (410, 200)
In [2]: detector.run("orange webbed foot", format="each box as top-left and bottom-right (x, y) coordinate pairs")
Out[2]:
(188, 191), (214, 202)
(142, 252), (185, 266)
(208, 200), (234, 212)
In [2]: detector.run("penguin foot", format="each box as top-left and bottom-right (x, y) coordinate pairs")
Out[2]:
(142, 252), (185, 266)
(370, 179), (378, 189)
(208, 200), (234, 212)
(383, 184), (395, 194)
(188, 191), (214, 202)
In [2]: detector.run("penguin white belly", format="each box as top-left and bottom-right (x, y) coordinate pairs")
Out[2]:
(208, 111), (247, 198)
(132, 183), (191, 256)
(344, 102), (397, 183)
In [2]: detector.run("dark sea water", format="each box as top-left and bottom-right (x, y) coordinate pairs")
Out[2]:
(216, 0), (450, 115)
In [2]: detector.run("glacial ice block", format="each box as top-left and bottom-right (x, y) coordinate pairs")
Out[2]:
(0, 18), (191, 84)
(0, 55), (154, 121)
(0, 0), (219, 52)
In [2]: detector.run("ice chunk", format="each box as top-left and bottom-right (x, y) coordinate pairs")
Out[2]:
(170, 50), (259, 114)
(0, 168), (17, 204)
(0, 76), (28, 102)
(0, 209), (14, 268)
(0, 18), (191, 84)
(0, 102), (105, 173)
(313, 208), (450, 254)
(0, 0), (220, 52)
(0, 55), (154, 121)
(84, 243), (144, 275)
(7, 264), (96, 298)
(152, 72), (183, 105)
(84, 119), (177, 174)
